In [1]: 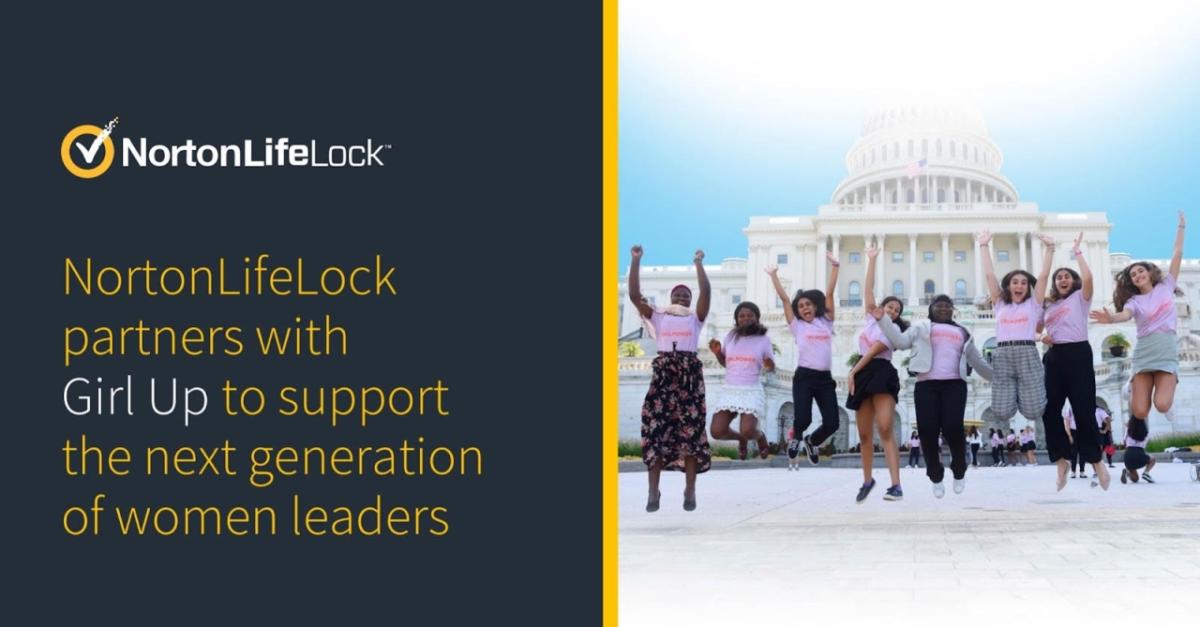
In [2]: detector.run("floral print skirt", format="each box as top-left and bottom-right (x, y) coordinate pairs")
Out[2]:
(642, 351), (711, 473)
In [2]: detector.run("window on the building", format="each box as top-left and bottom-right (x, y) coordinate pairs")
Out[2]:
(997, 250), (1009, 262)
(893, 141), (899, 159)
(922, 138), (928, 156)
(907, 139), (913, 157)
(955, 279), (967, 297)
(848, 281), (862, 305)
(936, 139), (942, 157)
(731, 294), (741, 304)
(892, 280), (904, 297)
(954, 251), (966, 262)
(951, 142), (956, 158)
(923, 251), (935, 263)
(647, 296), (656, 305)
(924, 280), (935, 295)
(777, 254), (789, 264)
(849, 252), (862, 264)
(892, 252), (904, 263)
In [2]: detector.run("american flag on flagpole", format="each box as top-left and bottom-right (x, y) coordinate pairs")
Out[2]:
(905, 158), (928, 179)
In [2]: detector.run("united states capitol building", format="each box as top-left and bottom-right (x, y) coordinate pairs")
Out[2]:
(618, 102), (1200, 451)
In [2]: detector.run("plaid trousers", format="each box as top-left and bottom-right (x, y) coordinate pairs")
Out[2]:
(991, 344), (1046, 421)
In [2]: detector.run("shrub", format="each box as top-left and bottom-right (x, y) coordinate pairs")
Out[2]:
(1145, 431), (1200, 453)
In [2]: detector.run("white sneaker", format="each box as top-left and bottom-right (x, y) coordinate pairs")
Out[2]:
(953, 478), (965, 494)
(1122, 379), (1132, 401)
(932, 482), (945, 498)
(1165, 406), (1176, 422)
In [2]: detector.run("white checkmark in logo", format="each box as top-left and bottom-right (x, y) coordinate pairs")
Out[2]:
(75, 117), (120, 164)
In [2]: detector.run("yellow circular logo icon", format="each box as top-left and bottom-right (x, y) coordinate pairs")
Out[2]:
(60, 124), (115, 179)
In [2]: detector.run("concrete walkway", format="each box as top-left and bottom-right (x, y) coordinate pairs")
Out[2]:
(620, 462), (1200, 625)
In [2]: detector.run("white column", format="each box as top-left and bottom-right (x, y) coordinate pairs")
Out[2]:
(816, 235), (826, 292)
(1032, 235), (1043, 278)
(876, 233), (887, 302)
(1018, 232), (1028, 271)
(908, 234), (918, 306)
(973, 237), (983, 299)
(941, 232), (950, 298)
(831, 235), (841, 298)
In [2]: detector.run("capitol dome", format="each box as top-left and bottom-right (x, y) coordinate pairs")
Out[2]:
(831, 98), (1018, 206)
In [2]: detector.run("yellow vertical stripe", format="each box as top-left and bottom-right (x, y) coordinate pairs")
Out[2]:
(602, 0), (618, 624)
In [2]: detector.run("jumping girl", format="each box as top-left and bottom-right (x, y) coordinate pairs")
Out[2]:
(977, 229), (1051, 451)
(628, 245), (712, 512)
(1041, 232), (1109, 490)
(877, 294), (993, 497)
(1091, 212), (1186, 452)
(845, 245), (905, 502)
(708, 302), (775, 460)
(768, 253), (840, 467)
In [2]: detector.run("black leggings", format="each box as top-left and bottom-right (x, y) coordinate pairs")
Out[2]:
(792, 367), (840, 446)
(970, 443), (980, 466)
(908, 448), (921, 467)
(1042, 342), (1102, 464)
(914, 379), (968, 483)
(992, 446), (1001, 465)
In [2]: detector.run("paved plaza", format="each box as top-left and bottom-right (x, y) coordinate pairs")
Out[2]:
(620, 462), (1200, 625)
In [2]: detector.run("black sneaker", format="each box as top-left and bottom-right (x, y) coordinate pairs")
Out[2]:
(803, 436), (819, 465)
(856, 478), (876, 503)
(787, 439), (801, 460)
(1120, 469), (1128, 484)
(883, 485), (903, 501)
(1142, 473), (1155, 484)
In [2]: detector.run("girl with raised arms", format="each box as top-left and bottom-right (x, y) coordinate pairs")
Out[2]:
(628, 245), (712, 512)
(1091, 212), (1186, 448)
(767, 251), (840, 467)
(978, 229), (1052, 441)
(845, 245), (905, 502)
(1040, 232), (1109, 490)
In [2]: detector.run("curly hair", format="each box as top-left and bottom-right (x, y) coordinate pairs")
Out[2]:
(1044, 267), (1082, 303)
(1113, 261), (1185, 312)
(791, 288), (827, 320)
(730, 302), (768, 337)
(999, 270), (1038, 304)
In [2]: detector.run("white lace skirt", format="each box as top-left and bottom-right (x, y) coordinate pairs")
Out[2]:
(711, 383), (766, 419)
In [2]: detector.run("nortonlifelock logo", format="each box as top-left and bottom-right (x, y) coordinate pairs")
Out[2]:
(60, 117), (391, 179)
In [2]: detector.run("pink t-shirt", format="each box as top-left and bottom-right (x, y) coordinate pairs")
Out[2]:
(1095, 408), (1108, 428)
(919, 322), (966, 381)
(650, 311), (702, 352)
(788, 316), (833, 371)
(1124, 273), (1178, 338)
(857, 317), (894, 361)
(1043, 290), (1090, 344)
(991, 434), (1002, 447)
(722, 332), (773, 386)
(994, 297), (1042, 342)
(1006, 434), (1016, 444)
(1063, 409), (1077, 430)
(1125, 428), (1146, 448)
(909, 437), (920, 448)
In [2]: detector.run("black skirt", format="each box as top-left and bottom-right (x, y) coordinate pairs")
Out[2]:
(845, 358), (900, 410)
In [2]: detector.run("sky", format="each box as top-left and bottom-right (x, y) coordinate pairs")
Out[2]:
(617, 0), (1200, 270)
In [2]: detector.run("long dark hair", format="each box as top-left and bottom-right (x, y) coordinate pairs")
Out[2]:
(791, 288), (827, 320)
(730, 302), (768, 338)
(969, 426), (979, 437)
(879, 295), (910, 332)
(999, 269), (1037, 304)
(1045, 267), (1082, 303)
(1114, 261), (1182, 311)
